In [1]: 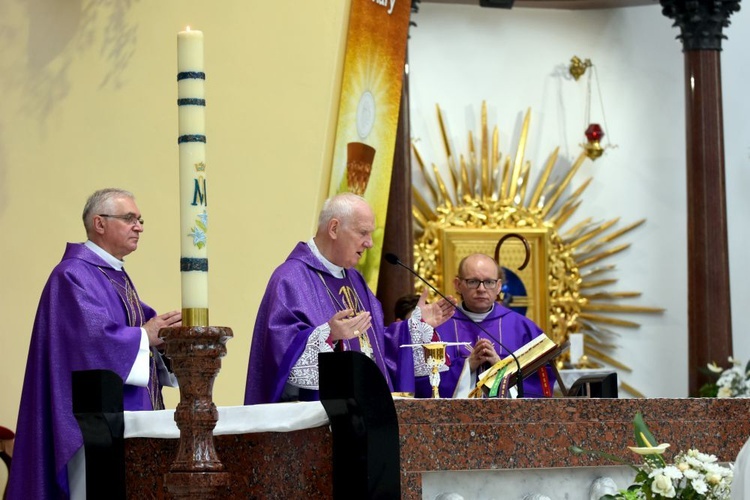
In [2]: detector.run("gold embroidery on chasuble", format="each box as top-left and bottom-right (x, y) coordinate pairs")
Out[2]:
(98, 267), (165, 410)
(339, 284), (374, 359)
(316, 270), (379, 361)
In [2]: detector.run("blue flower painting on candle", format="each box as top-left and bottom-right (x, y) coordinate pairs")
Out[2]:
(189, 210), (207, 249)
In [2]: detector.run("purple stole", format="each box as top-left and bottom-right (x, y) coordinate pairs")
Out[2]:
(98, 267), (164, 410)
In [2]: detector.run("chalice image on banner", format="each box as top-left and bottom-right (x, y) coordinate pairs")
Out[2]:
(346, 142), (376, 195)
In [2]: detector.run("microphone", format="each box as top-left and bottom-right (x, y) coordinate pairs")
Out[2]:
(384, 252), (525, 398)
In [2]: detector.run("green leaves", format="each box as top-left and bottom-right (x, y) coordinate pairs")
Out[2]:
(633, 412), (668, 469)
(568, 444), (640, 472)
(633, 412), (657, 448)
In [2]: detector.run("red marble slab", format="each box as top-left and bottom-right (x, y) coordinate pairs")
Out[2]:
(125, 398), (750, 499)
(395, 398), (750, 499)
(126, 426), (333, 499)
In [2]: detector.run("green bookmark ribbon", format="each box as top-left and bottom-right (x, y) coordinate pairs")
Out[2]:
(489, 365), (507, 398)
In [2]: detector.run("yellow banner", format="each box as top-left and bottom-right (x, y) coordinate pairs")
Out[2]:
(328, 0), (411, 290)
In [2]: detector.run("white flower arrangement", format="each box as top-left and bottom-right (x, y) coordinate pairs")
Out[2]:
(625, 448), (733, 499)
(701, 358), (750, 398)
(571, 413), (733, 499)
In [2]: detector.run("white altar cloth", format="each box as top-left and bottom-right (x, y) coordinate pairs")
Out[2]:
(71, 402), (330, 499)
(123, 401), (330, 439)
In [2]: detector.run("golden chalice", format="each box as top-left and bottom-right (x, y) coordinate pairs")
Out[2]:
(422, 342), (447, 399)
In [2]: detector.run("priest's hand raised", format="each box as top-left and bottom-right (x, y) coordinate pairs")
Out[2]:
(144, 310), (182, 346)
(417, 288), (456, 328)
(328, 308), (372, 341)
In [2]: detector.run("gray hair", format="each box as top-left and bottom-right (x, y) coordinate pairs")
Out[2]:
(82, 188), (135, 234)
(317, 192), (367, 231)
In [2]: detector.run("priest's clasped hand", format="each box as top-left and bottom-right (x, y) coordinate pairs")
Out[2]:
(416, 288), (456, 329)
(468, 338), (500, 371)
(144, 310), (182, 346)
(328, 308), (372, 341)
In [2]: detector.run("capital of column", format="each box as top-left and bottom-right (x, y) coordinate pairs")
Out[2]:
(660, 0), (741, 51)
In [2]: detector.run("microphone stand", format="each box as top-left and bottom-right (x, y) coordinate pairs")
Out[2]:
(384, 253), (524, 398)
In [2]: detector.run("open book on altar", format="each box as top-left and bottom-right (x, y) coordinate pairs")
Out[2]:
(467, 333), (568, 398)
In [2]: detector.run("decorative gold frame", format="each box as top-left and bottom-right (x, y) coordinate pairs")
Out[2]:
(411, 102), (664, 397)
(440, 227), (550, 334)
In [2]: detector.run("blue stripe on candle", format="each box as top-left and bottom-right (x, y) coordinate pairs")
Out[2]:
(178, 98), (206, 106)
(181, 258), (209, 272)
(178, 135), (206, 144)
(177, 71), (206, 81)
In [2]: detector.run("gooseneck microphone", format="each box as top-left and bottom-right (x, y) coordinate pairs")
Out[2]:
(384, 252), (524, 398)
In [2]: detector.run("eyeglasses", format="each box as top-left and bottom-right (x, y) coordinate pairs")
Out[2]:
(98, 214), (144, 226)
(459, 278), (499, 289)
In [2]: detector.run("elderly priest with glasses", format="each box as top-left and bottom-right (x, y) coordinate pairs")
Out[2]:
(244, 192), (456, 405)
(7, 188), (181, 500)
(414, 253), (556, 399)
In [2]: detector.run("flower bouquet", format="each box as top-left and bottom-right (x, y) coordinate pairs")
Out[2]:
(699, 358), (750, 398)
(570, 412), (733, 499)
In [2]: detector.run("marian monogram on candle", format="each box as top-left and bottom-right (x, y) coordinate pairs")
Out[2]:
(189, 161), (208, 250)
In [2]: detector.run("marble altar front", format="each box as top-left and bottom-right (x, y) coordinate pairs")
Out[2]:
(125, 397), (750, 499)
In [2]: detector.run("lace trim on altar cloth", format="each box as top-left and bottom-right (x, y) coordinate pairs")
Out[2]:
(409, 307), (448, 377)
(288, 324), (333, 389)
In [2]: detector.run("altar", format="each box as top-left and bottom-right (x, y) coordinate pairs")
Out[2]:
(123, 397), (750, 499)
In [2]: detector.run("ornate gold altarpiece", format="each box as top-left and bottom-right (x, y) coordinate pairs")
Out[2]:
(412, 103), (664, 396)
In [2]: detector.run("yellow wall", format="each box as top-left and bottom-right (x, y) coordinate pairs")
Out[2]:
(0, 0), (350, 489)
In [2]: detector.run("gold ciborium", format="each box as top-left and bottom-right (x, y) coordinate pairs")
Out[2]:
(422, 342), (447, 399)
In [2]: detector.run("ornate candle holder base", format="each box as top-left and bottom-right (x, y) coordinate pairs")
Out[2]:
(159, 326), (233, 499)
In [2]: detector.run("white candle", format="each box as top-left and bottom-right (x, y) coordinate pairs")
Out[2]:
(177, 27), (209, 326)
(569, 333), (584, 366)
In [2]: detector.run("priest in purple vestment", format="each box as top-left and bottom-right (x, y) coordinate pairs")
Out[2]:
(244, 193), (455, 405)
(414, 253), (556, 399)
(7, 189), (182, 500)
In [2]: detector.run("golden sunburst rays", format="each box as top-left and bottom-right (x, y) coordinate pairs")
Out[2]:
(411, 102), (663, 397)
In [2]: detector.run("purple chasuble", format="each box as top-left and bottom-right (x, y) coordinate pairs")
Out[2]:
(7, 243), (157, 500)
(97, 267), (165, 410)
(244, 242), (414, 405)
(383, 319), (423, 393)
(418, 304), (556, 399)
